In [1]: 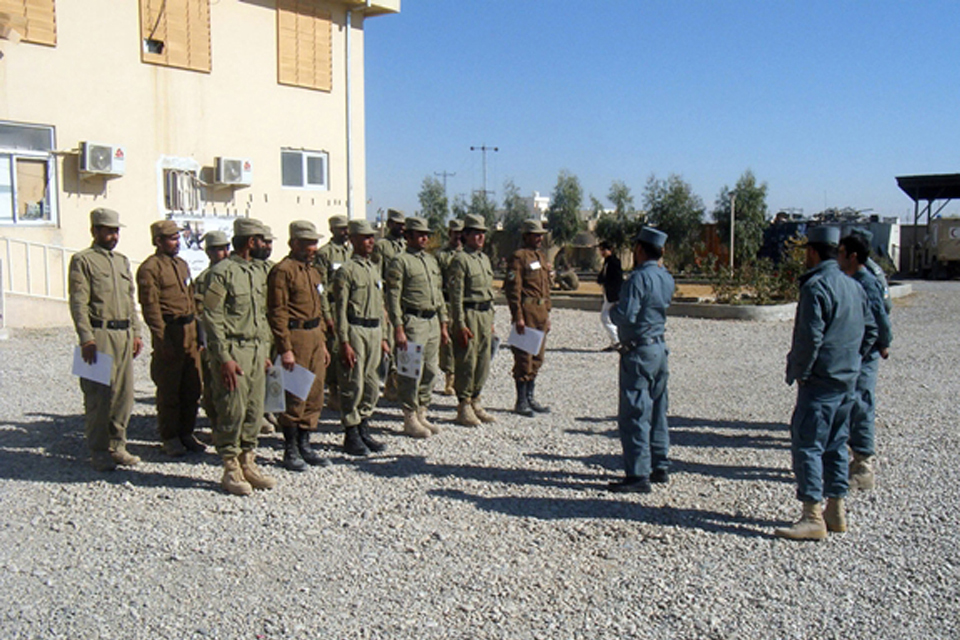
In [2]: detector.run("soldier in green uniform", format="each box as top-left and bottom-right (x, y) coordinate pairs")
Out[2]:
(448, 214), (497, 426)
(503, 219), (552, 417)
(194, 230), (231, 430)
(254, 225), (278, 434)
(372, 209), (406, 401)
(268, 221), (332, 471)
(315, 214), (352, 411)
(69, 208), (144, 472)
(334, 220), (389, 456)
(386, 216), (449, 437)
(436, 218), (463, 396)
(137, 220), (204, 457)
(201, 217), (277, 496)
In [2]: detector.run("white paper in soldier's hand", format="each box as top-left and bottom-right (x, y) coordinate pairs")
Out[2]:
(72, 347), (112, 386)
(396, 341), (424, 379)
(264, 365), (286, 413)
(507, 325), (544, 355)
(272, 355), (316, 401)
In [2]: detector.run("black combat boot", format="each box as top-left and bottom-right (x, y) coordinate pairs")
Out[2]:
(282, 425), (307, 472)
(527, 379), (550, 414)
(297, 428), (330, 467)
(607, 475), (652, 494)
(514, 380), (534, 417)
(358, 419), (386, 453)
(343, 426), (371, 457)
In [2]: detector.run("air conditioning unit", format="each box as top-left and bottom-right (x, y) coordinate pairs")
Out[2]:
(215, 157), (253, 186)
(80, 142), (126, 176)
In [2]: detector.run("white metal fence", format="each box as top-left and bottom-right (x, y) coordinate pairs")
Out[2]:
(0, 236), (78, 301)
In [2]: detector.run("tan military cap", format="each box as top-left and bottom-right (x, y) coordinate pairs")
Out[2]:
(405, 216), (430, 233)
(90, 208), (124, 228)
(328, 214), (348, 229)
(521, 219), (547, 234)
(386, 208), (405, 223)
(262, 225), (276, 241)
(234, 217), (267, 237)
(150, 219), (182, 238)
(348, 219), (376, 236)
(203, 230), (230, 249)
(463, 214), (487, 232)
(290, 220), (320, 241)
(448, 218), (464, 232)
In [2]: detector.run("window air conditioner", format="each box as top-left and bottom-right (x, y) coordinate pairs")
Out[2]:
(80, 142), (126, 176)
(215, 157), (253, 186)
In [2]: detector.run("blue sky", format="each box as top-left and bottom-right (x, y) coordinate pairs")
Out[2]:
(362, 1), (960, 222)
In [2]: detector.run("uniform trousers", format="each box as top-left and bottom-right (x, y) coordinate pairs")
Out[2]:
(337, 325), (382, 428)
(849, 355), (879, 457)
(790, 383), (853, 503)
(80, 327), (136, 454)
(211, 339), (268, 458)
(511, 301), (549, 381)
(439, 302), (454, 375)
(396, 314), (440, 411)
(200, 348), (218, 427)
(617, 343), (670, 477)
(278, 327), (327, 431)
(453, 307), (494, 400)
(150, 321), (202, 441)
(600, 298), (619, 345)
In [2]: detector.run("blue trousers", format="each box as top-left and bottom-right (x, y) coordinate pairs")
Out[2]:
(849, 355), (879, 456)
(790, 384), (853, 503)
(617, 344), (669, 478)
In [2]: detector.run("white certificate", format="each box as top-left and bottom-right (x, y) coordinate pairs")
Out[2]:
(72, 347), (113, 386)
(396, 341), (424, 379)
(264, 365), (286, 413)
(272, 355), (317, 401)
(529, 260), (541, 270)
(507, 325), (544, 355)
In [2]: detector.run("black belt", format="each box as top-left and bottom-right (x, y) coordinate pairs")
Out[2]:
(90, 319), (130, 330)
(224, 334), (257, 343)
(463, 301), (493, 311)
(618, 335), (665, 353)
(403, 307), (436, 319)
(163, 313), (195, 325)
(348, 316), (380, 328)
(289, 318), (322, 330)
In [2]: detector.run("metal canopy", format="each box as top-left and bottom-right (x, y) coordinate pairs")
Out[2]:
(896, 173), (960, 202)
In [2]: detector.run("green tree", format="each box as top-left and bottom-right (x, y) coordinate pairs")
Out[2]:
(713, 170), (769, 267)
(546, 170), (584, 246)
(450, 194), (468, 220)
(468, 191), (497, 228)
(643, 174), (705, 271)
(595, 180), (645, 254)
(417, 176), (448, 231)
(608, 180), (635, 218)
(589, 195), (606, 220)
(494, 179), (530, 260)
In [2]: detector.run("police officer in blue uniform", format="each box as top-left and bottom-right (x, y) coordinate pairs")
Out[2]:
(608, 227), (675, 494)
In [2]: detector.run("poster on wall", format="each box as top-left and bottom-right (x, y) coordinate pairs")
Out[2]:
(171, 216), (236, 278)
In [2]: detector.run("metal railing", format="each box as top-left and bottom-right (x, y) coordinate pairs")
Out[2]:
(0, 236), (78, 301)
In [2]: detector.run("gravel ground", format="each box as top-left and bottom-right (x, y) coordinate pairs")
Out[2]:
(1, 281), (958, 639)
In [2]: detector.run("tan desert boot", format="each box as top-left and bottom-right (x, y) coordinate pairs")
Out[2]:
(442, 373), (456, 396)
(221, 457), (253, 496)
(239, 450), (277, 490)
(849, 452), (875, 490)
(455, 399), (482, 427)
(111, 446), (141, 467)
(774, 501), (828, 541)
(418, 406), (441, 434)
(823, 497), (847, 533)
(471, 397), (497, 424)
(402, 408), (431, 438)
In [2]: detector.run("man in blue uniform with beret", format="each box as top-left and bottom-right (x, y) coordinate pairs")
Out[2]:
(776, 225), (877, 540)
(608, 227), (675, 493)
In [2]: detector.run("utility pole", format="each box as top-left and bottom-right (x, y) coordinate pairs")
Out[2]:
(729, 192), (736, 269)
(434, 170), (455, 197)
(470, 145), (499, 201)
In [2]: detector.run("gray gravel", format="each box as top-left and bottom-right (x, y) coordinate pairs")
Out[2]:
(1, 281), (958, 639)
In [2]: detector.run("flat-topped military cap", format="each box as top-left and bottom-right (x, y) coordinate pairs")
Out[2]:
(290, 220), (320, 241)
(328, 214), (348, 229)
(348, 219), (376, 235)
(849, 227), (874, 245)
(262, 225), (276, 241)
(462, 214), (487, 232)
(521, 219), (547, 234)
(386, 208), (405, 223)
(150, 219), (182, 238)
(448, 218), (464, 232)
(203, 230), (230, 249)
(635, 227), (668, 248)
(807, 225), (840, 247)
(405, 216), (430, 233)
(90, 208), (124, 228)
(234, 217), (267, 238)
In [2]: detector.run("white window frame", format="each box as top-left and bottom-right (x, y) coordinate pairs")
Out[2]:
(0, 122), (59, 227)
(281, 148), (329, 191)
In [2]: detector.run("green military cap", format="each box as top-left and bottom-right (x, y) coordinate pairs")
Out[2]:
(90, 207), (124, 228)
(328, 214), (348, 229)
(405, 216), (430, 233)
(263, 225), (276, 241)
(521, 219), (547, 234)
(203, 230), (230, 249)
(463, 214), (487, 232)
(290, 220), (321, 241)
(234, 217), (267, 238)
(150, 219), (182, 238)
(386, 208), (405, 223)
(448, 218), (464, 232)
(348, 219), (376, 236)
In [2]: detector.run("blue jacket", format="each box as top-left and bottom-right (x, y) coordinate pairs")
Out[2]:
(610, 260), (675, 343)
(786, 259), (878, 390)
(853, 267), (893, 358)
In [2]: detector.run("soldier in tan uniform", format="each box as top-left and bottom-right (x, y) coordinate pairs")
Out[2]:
(372, 209), (406, 401)
(436, 218), (463, 396)
(267, 220), (332, 472)
(68, 208), (144, 471)
(136, 220), (204, 457)
(504, 219), (552, 417)
(201, 218), (277, 496)
(334, 219), (389, 456)
(448, 214), (497, 426)
(194, 230), (231, 429)
(315, 214), (352, 411)
(386, 216), (449, 437)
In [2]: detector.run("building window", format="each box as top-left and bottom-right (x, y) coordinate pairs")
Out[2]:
(0, 0), (57, 46)
(0, 122), (58, 225)
(277, 1), (332, 92)
(281, 149), (328, 190)
(138, 0), (211, 73)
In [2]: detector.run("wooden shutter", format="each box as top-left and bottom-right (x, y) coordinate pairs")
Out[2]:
(139, 0), (211, 73)
(0, 0), (57, 46)
(277, 0), (332, 92)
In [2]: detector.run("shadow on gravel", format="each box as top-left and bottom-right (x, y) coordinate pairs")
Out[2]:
(430, 488), (779, 539)
(669, 416), (790, 451)
(527, 452), (792, 484)
(546, 347), (611, 354)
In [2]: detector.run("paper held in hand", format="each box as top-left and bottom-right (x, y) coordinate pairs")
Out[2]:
(272, 355), (317, 401)
(507, 324), (544, 355)
(72, 346), (113, 386)
(396, 341), (424, 379)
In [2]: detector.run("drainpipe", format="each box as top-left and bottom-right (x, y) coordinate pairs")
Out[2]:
(345, 2), (370, 221)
